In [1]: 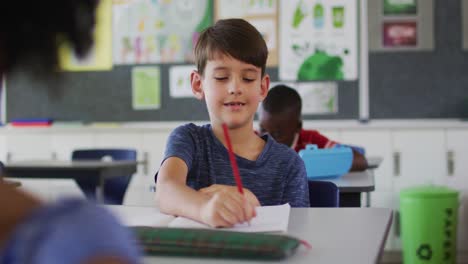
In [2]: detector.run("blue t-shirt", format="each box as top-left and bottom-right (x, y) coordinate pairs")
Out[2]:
(156, 123), (310, 207)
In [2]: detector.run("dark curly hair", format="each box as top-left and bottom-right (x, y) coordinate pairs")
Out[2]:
(262, 84), (302, 119)
(0, 0), (98, 75)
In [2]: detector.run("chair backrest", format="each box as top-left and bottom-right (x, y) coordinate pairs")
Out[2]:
(72, 149), (137, 161)
(72, 149), (137, 204)
(308, 180), (339, 207)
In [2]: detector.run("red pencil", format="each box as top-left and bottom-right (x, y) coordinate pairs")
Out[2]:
(222, 123), (244, 194)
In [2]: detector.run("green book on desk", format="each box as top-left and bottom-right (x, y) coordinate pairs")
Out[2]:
(108, 204), (303, 260)
(132, 227), (301, 260)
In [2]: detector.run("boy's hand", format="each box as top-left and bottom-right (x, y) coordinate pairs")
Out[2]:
(199, 184), (260, 207)
(198, 185), (258, 228)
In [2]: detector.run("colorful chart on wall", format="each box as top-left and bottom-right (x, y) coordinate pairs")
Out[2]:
(215, 0), (278, 66)
(113, 0), (212, 64)
(270, 82), (338, 114)
(279, 0), (358, 81)
(59, 0), (113, 71)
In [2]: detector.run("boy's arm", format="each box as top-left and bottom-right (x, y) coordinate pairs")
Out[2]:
(155, 157), (255, 227)
(350, 149), (368, 171)
(155, 157), (209, 221)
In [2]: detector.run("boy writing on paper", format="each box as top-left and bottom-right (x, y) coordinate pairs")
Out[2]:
(259, 85), (368, 171)
(155, 19), (310, 228)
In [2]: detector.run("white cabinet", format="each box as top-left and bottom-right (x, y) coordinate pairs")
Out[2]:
(4, 132), (53, 161)
(341, 130), (393, 191)
(445, 129), (468, 251)
(141, 131), (170, 179)
(0, 124), (466, 244)
(3, 130), (88, 202)
(445, 129), (468, 192)
(392, 129), (446, 192)
(51, 132), (94, 160)
(124, 130), (170, 206)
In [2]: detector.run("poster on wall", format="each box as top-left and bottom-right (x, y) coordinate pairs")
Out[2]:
(113, 0), (212, 64)
(132, 66), (161, 110)
(269, 82), (338, 114)
(169, 65), (196, 98)
(383, 21), (417, 47)
(215, 0), (278, 66)
(59, 0), (113, 71)
(279, 0), (358, 81)
(383, 0), (417, 15)
(368, 0), (434, 52)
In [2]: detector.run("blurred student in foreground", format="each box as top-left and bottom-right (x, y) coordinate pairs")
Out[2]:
(0, 1), (140, 263)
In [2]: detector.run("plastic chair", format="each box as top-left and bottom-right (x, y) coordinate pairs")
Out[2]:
(72, 149), (137, 205)
(308, 180), (339, 207)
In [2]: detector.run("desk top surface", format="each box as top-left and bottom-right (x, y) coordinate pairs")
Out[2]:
(4, 160), (138, 169)
(107, 206), (392, 264)
(4, 160), (138, 180)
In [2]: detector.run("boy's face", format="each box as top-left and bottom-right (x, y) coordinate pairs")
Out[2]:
(191, 53), (269, 129)
(258, 108), (301, 147)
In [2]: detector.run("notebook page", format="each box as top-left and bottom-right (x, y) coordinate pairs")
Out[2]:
(105, 205), (175, 227)
(168, 203), (290, 233)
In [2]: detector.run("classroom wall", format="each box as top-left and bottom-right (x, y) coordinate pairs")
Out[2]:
(369, 0), (468, 119)
(5, 0), (468, 122)
(5, 66), (359, 122)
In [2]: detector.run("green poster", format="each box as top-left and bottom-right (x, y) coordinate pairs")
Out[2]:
(383, 0), (417, 15)
(132, 67), (161, 110)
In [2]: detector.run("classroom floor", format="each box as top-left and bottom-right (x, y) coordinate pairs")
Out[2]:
(379, 251), (468, 264)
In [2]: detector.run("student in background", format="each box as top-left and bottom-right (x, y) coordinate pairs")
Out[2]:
(259, 85), (368, 171)
(155, 19), (309, 228)
(0, 1), (140, 263)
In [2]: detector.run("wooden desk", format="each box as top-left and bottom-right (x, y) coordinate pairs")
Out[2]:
(316, 170), (375, 207)
(107, 206), (393, 264)
(4, 160), (137, 202)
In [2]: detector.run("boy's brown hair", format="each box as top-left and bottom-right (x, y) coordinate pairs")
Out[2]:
(194, 18), (268, 76)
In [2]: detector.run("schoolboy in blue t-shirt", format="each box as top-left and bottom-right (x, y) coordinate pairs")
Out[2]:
(155, 19), (309, 228)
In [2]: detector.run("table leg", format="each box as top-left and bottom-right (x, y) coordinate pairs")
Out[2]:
(366, 192), (371, 207)
(95, 177), (104, 203)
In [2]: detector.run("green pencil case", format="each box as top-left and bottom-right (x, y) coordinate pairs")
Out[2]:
(132, 226), (303, 260)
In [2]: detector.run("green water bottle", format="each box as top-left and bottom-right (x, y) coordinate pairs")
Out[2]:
(313, 2), (324, 29)
(400, 186), (459, 263)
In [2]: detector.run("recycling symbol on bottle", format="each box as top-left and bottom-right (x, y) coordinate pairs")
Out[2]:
(417, 244), (432, 260)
